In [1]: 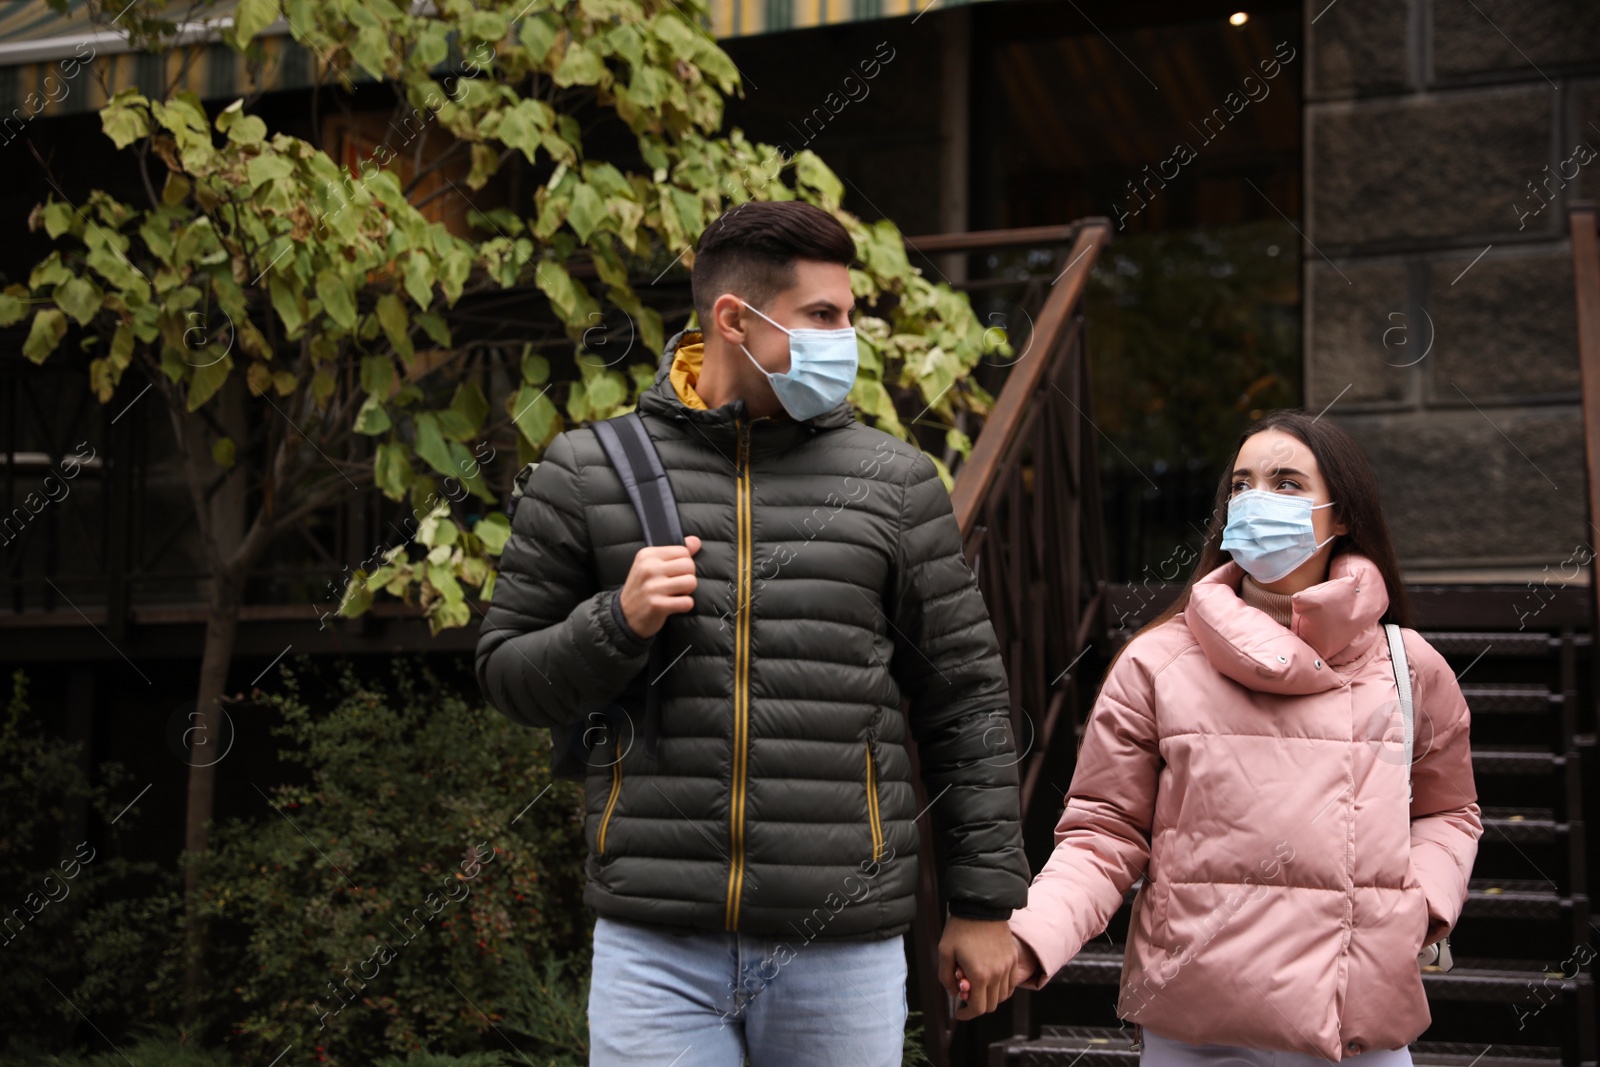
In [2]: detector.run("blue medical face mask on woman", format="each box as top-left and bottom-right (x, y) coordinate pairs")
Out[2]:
(1220, 488), (1339, 584)
(737, 298), (859, 422)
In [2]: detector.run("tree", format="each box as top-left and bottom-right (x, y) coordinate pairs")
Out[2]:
(9, 0), (1001, 1029)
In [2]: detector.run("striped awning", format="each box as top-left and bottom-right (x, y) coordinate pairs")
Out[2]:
(0, 0), (980, 121)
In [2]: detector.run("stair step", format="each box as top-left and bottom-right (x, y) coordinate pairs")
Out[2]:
(1419, 632), (1560, 658)
(1482, 807), (1565, 842)
(1460, 685), (1559, 714)
(992, 1028), (1566, 1067)
(1473, 748), (1564, 775)
(1465, 880), (1567, 919)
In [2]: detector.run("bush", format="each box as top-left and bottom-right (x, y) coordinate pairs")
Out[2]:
(193, 658), (591, 1066)
(0, 670), (163, 1054)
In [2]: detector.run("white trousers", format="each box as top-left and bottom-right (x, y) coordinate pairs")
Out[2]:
(1140, 1026), (1415, 1067)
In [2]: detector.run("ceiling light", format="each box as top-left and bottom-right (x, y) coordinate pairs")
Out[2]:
(1229, 11), (1249, 25)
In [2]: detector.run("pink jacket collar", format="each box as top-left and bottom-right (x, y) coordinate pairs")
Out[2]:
(1183, 552), (1390, 695)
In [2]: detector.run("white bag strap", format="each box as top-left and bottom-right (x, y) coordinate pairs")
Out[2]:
(1383, 623), (1413, 803)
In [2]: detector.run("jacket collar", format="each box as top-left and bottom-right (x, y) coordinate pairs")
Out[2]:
(1183, 552), (1390, 695)
(636, 328), (858, 452)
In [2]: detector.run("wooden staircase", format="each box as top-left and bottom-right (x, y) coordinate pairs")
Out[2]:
(978, 202), (1600, 1067)
(989, 623), (1597, 1067)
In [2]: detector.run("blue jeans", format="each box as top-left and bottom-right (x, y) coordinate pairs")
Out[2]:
(587, 915), (909, 1066)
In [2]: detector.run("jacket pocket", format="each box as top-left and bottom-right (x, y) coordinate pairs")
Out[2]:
(597, 759), (623, 856)
(864, 741), (884, 863)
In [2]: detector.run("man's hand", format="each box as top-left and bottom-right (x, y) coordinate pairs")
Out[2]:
(618, 535), (701, 638)
(939, 916), (1017, 1020)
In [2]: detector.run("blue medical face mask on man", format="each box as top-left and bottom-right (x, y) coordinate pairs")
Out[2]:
(1220, 488), (1339, 584)
(736, 298), (859, 422)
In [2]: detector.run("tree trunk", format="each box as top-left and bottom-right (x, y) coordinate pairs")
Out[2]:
(181, 566), (243, 1032)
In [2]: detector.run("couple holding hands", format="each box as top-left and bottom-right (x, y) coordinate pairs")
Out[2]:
(476, 200), (1481, 1066)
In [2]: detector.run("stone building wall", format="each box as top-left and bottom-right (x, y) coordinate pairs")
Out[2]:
(1305, 0), (1600, 570)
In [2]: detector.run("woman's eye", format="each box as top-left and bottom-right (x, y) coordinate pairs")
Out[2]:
(1277, 479), (1302, 491)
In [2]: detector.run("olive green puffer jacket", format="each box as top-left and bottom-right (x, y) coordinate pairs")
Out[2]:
(475, 329), (1030, 940)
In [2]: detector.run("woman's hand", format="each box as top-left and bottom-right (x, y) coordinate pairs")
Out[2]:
(1011, 934), (1042, 988)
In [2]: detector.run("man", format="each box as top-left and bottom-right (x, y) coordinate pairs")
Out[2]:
(475, 200), (1029, 1065)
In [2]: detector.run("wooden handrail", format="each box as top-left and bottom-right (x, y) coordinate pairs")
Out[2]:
(950, 218), (1112, 537)
(902, 223), (1084, 254)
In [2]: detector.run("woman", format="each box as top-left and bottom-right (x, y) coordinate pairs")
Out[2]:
(1002, 411), (1481, 1064)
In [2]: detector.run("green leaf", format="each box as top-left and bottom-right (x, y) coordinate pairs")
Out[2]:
(414, 311), (450, 347)
(360, 354), (394, 398)
(553, 42), (607, 87)
(54, 276), (103, 326)
(475, 512), (512, 555)
(100, 90), (149, 148)
(496, 99), (550, 164)
(509, 383), (558, 447)
(316, 270), (357, 330)
(211, 436), (237, 468)
(567, 183), (604, 242)
(437, 248), (471, 305)
(374, 441), (414, 501)
(22, 308), (67, 363)
(412, 412), (456, 478)
(233, 0), (281, 46)
(0, 292), (26, 327)
(463, 10), (507, 41)
(450, 381), (489, 437)
(187, 354), (233, 411)
(521, 350), (550, 385)
(403, 254), (435, 307)
(269, 273), (305, 335)
(375, 292), (413, 361)
(30, 253), (72, 290)
(338, 572), (375, 617)
(247, 153), (295, 187)
(42, 202), (75, 239)
(226, 113), (268, 145)
(354, 394), (392, 435)
(520, 12), (560, 62)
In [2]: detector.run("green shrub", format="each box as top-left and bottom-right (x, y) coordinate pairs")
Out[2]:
(0, 670), (160, 1054)
(193, 659), (590, 1066)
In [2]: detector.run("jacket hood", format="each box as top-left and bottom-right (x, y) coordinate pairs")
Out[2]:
(1183, 552), (1390, 695)
(636, 328), (859, 447)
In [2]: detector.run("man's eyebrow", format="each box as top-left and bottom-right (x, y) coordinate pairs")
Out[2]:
(798, 299), (855, 315)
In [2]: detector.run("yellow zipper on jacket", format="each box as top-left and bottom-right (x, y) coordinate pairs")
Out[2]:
(864, 741), (883, 862)
(725, 416), (754, 929)
(597, 759), (622, 854)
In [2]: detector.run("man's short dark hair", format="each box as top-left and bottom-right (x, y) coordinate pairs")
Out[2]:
(690, 200), (857, 327)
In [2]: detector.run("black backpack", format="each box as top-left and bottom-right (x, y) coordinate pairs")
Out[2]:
(506, 412), (684, 780)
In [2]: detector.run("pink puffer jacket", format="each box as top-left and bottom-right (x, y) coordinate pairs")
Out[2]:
(1009, 552), (1482, 1060)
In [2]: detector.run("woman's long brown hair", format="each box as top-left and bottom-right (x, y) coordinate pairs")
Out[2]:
(1110, 409), (1413, 673)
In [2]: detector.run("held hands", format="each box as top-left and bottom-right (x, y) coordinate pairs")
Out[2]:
(618, 535), (702, 638)
(940, 917), (1025, 1021)
(947, 929), (1044, 1021)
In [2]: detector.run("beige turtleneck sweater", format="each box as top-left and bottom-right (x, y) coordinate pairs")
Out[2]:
(1239, 574), (1295, 628)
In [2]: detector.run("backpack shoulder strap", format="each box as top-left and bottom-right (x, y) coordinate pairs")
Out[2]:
(1383, 622), (1414, 803)
(591, 412), (683, 547)
(590, 411), (681, 764)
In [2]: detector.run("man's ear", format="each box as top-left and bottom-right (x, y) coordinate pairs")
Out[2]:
(710, 293), (750, 346)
